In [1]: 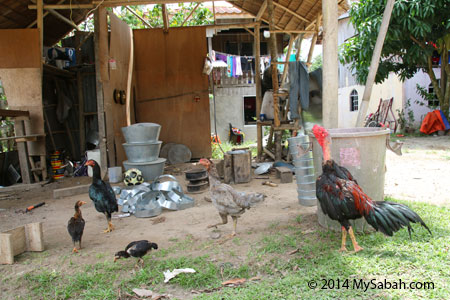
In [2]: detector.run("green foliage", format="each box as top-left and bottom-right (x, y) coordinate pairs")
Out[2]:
(310, 54), (322, 72)
(341, 0), (450, 115)
(396, 98), (415, 130)
(211, 140), (257, 160)
(117, 4), (213, 29)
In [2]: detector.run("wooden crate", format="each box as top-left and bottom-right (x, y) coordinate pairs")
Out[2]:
(0, 222), (44, 264)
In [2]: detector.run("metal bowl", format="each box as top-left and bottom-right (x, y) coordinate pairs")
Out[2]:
(123, 158), (166, 182)
(122, 141), (162, 163)
(121, 123), (161, 143)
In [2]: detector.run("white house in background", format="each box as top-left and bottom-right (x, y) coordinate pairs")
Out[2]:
(403, 69), (442, 128)
(338, 14), (403, 129)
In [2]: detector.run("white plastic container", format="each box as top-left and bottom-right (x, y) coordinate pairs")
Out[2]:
(86, 149), (101, 177)
(108, 166), (122, 183)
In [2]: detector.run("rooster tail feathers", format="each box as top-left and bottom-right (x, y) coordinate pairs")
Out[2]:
(364, 201), (431, 237)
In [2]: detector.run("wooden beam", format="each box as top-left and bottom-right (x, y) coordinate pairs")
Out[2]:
(255, 0), (267, 21)
(77, 71), (85, 155)
(228, 2), (283, 30)
(305, 13), (322, 31)
(126, 30), (134, 126)
(162, 4), (169, 32)
(94, 0), (214, 6)
(295, 34), (304, 61)
(306, 14), (320, 70)
(0, 109), (30, 118)
(269, 30), (315, 34)
(29, 4), (94, 9)
(94, 7), (108, 178)
(46, 8), (80, 30)
(355, 0), (395, 127)
(37, 0), (43, 54)
(212, 1), (216, 25)
(125, 6), (152, 28)
(281, 34), (296, 84)
(27, 0), (65, 28)
(181, 3), (200, 26)
(268, 0), (280, 128)
(273, 1), (310, 24)
(243, 26), (255, 37)
(322, 0), (339, 128)
(254, 22), (263, 159)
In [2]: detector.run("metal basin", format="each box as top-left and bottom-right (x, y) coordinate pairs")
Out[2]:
(123, 158), (166, 182)
(122, 141), (162, 163)
(121, 123), (161, 143)
(134, 191), (163, 218)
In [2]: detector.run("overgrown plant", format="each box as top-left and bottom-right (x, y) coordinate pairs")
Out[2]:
(396, 99), (415, 131)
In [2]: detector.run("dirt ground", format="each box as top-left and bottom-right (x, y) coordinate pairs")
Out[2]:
(0, 135), (449, 297)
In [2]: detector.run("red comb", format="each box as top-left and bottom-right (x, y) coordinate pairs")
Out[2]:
(312, 125), (329, 148)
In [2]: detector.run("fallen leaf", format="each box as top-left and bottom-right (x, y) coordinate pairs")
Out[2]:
(221, 278), (246, 286)
(249, 276), (261, 281)
(288, 248), (299, 255)
(164, 268), (196, 283)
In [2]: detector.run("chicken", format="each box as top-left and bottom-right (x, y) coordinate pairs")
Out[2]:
(312, 125), (431, 252)
(198, 158), (266, 237)
(114, 240), (158, 266)
(85, 159), (118, 233)
(67, 200), (86, 253)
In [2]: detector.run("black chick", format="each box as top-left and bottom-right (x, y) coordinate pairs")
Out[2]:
(114, 240), (158, 266)
(67, 200), (86, 253)
(85, 159), (118, 233)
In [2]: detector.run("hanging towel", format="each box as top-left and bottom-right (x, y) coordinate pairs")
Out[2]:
(235, 55), (243, 76)
(227, 55), (232, 77)
(289, 61), (310, 119)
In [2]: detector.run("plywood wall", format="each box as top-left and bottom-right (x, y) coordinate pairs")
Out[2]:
(98, 12), (133, 166)
(133, 27), (211, 158)
(0, 29), (44, 156)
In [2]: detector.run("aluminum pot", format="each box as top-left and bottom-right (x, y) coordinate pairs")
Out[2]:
(121, 123), (161, 143)
(122, 141), (162, 163)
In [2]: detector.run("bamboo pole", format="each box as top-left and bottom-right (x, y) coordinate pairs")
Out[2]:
(355, 0), (395, 127)
(272, 1), (310, 23)
(125, 6), (152, 28)
(162, 4), (169, 32)
(295, 34), (304, 61)
(281, 34), (296, 84)
(269, 30), (315, 34)
(181, 3), (200, 26)
(255, 23), (263, 159)
(37, 0), (43, 54)
(255, 0), (267, 21)
(268, 0), (280, 128)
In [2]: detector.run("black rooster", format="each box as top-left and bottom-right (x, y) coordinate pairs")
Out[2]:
(85, 159), (118, 233)
(67, 200), (86, 253)
(114, 240), (158, 266)
(312, 125), (431, 252)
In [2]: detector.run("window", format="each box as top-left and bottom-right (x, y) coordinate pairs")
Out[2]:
(350, 89), (358, 111)
(241, 42), (253, 56)
(428, 81), (440, 107)
(244, 96), (257, 125)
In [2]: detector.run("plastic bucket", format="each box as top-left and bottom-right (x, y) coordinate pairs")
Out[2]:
(87, 149), (101, 177)
(108, 166), (122, 183)
(310, 127), (390, 232)
(288, 135), (317, 206)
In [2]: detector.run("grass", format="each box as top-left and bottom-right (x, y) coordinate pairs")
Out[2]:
(12, 199), (450, 299)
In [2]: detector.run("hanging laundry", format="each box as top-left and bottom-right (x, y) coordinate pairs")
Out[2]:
(227, 55), (233, 77)
(216, 53), (227, 63)
(235, 55), (243, 76)
(289, 61), (309, 119)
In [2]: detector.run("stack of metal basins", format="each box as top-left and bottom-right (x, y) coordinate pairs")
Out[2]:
(288, 134), (317, 207)
(121, 123), (166, 181)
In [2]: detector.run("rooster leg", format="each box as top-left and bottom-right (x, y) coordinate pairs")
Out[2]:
(207, 213), (228, 229)
(103, 215), (115, 233)
(72, 242), (78, 253)
(348, 227), (363, 252)
(339, 226), (348, 252)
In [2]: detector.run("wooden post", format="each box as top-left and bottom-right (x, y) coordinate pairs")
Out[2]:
(267, 0), (280, 128)
(37, 0), (43, 57)
(355, 0), (395, 127)
(295, 34), (304, 61)
(162, 4), (169, 32)
(94, 8), (108, 178)
(77, 71), (85, 154)
(254, 23), (263, 159)
(307, 15), (320, 70)
(322, 0), (339, 128)
(281, 34), (296, 84)
(14, 120), (31, 184)
(126, 29), (134, 127)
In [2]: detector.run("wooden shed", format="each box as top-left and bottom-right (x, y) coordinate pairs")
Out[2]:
(0, 0), (348, 184)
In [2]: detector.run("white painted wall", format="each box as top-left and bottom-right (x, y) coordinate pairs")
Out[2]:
(337, 15), (403, 129)
(403, 68), (441, 127)
(209, 85), (257, 143)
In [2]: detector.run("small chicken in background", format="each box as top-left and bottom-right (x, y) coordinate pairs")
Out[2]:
(85, 159), (118, 233)
(67, 200), (86, 253)
(114, 240), (158, 267)
(198, 158), (266, 237)
(312, 125), (431, 252)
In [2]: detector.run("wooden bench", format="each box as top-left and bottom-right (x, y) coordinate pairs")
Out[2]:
(0, 222), (44, 264)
